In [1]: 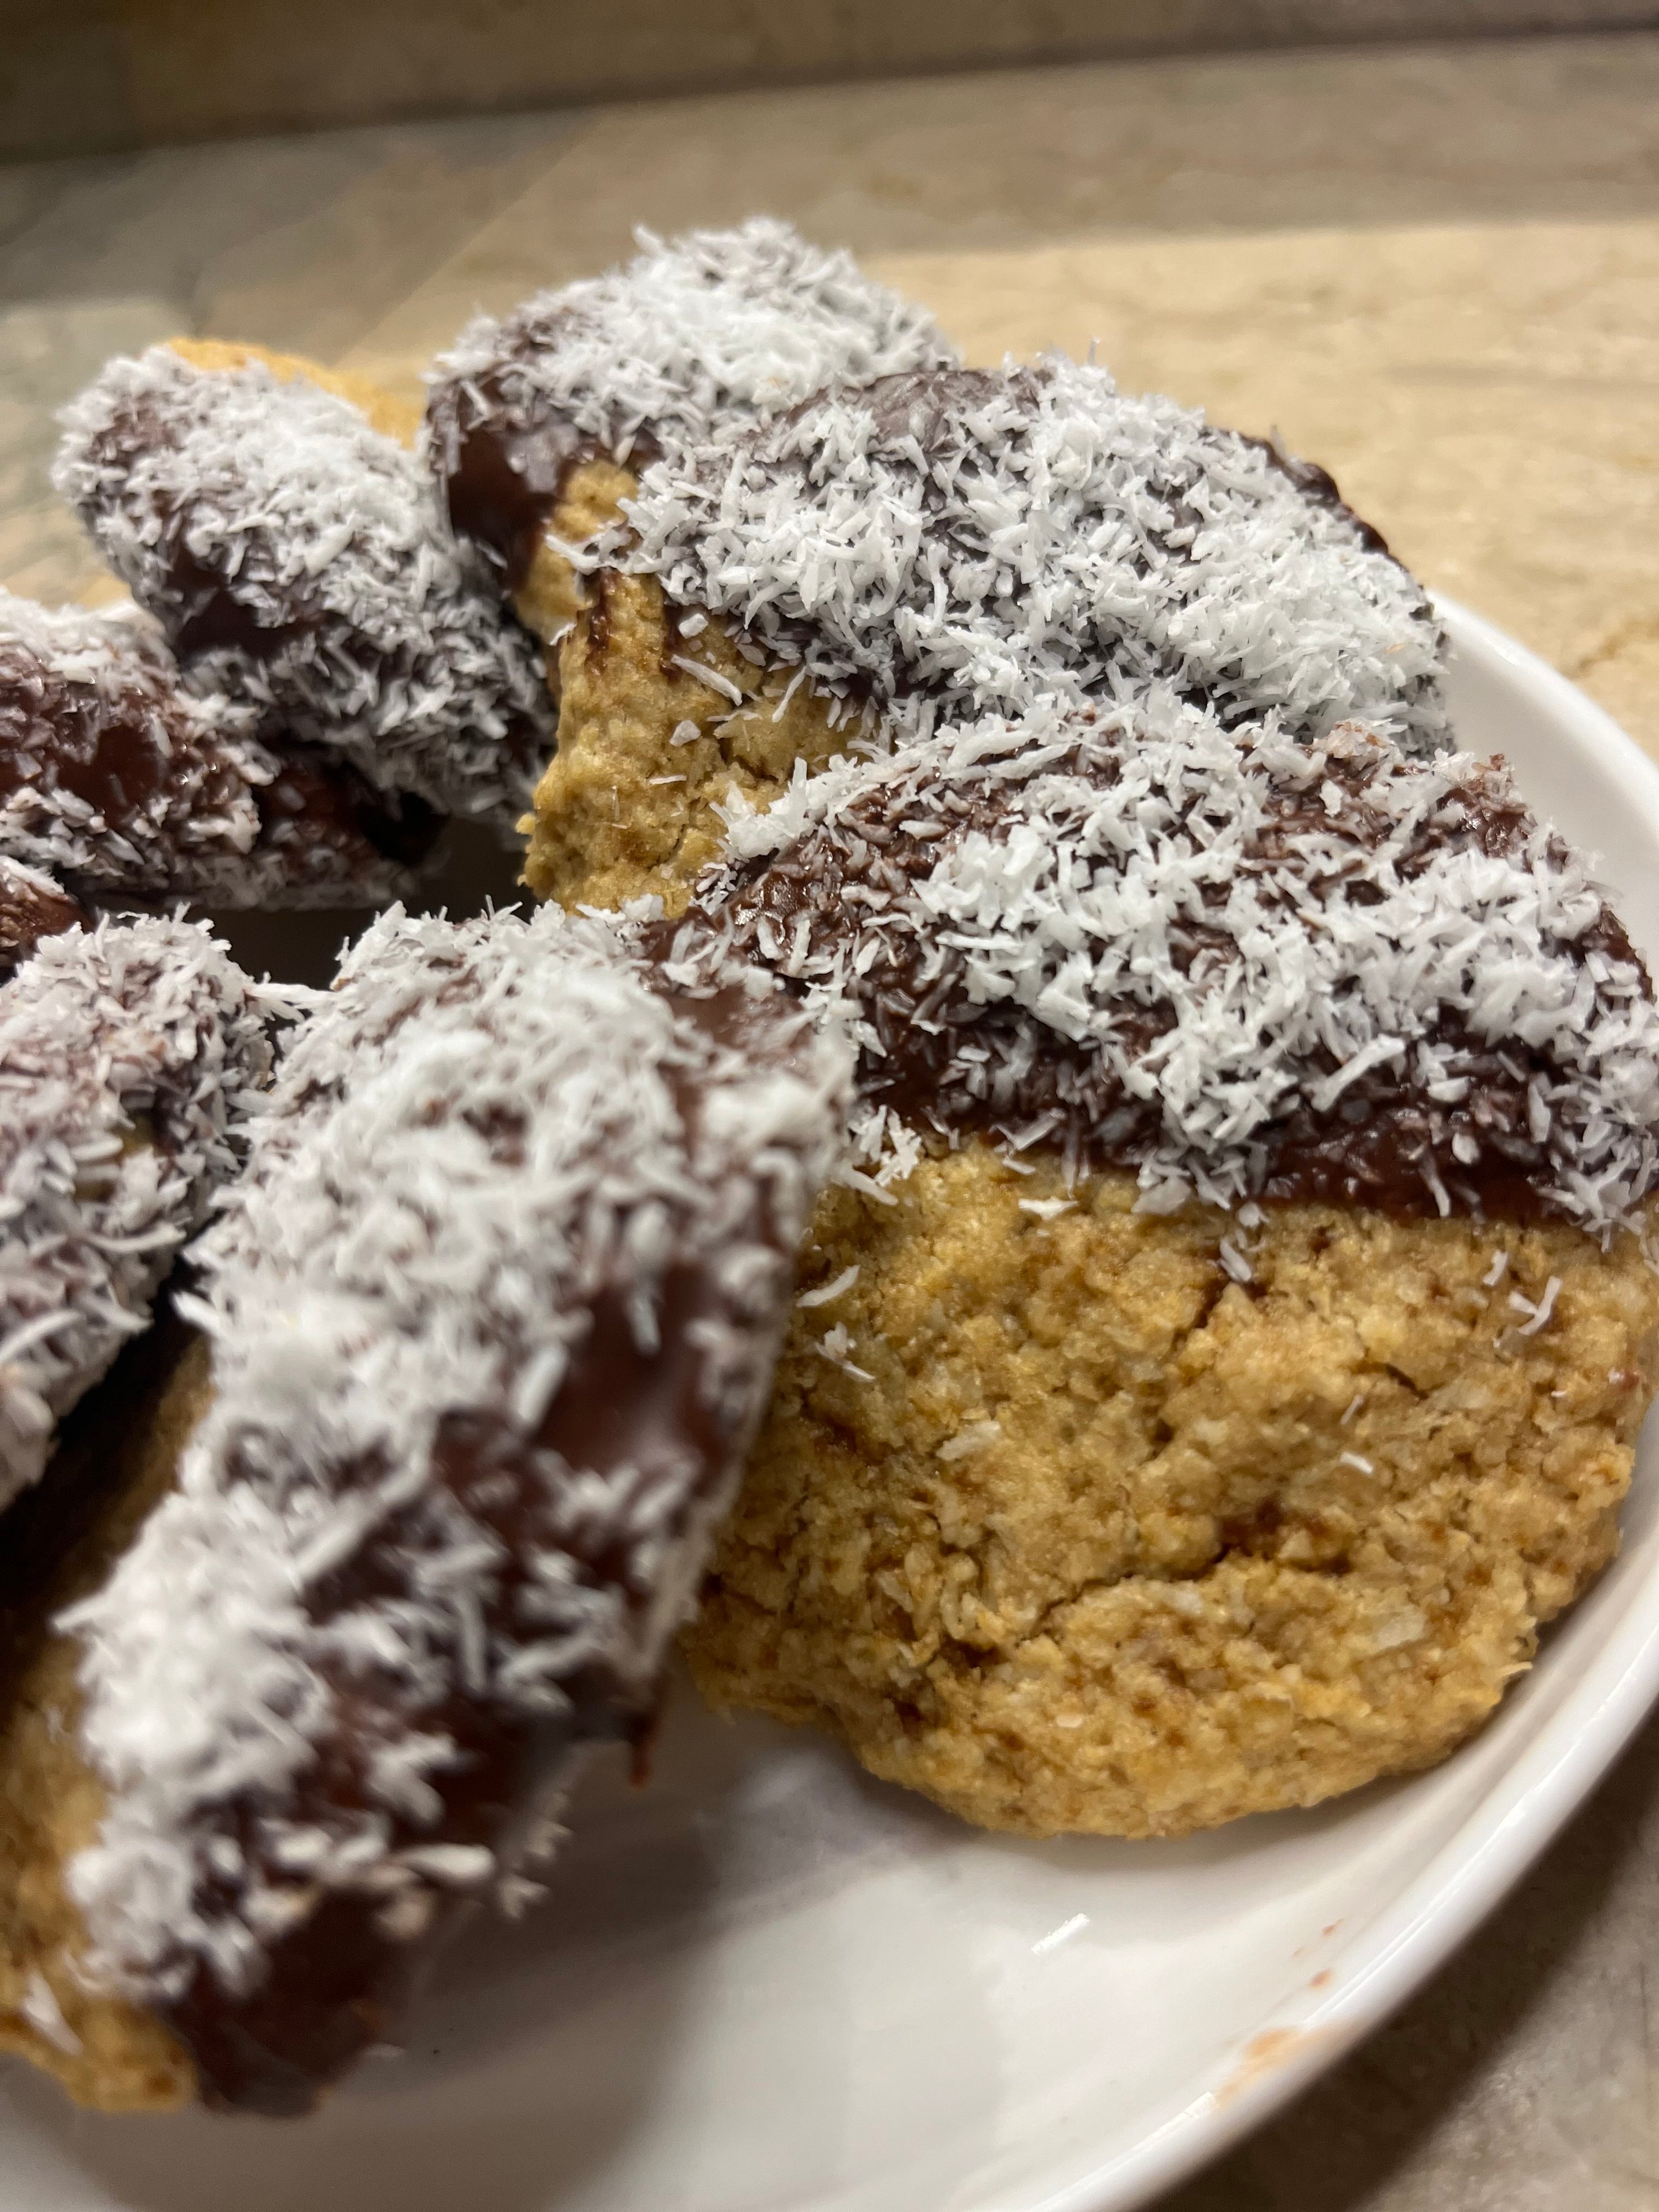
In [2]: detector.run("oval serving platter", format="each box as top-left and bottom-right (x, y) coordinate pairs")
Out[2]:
(4, 597), (1658, 2212)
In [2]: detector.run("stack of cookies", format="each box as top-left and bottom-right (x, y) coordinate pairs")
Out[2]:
(0, 218), (1653, 2119)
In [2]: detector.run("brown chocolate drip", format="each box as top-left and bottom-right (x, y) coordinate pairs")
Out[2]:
(441, 414), (592, 592)
(0, 1301), (194, 1630)
(428, 345), (661, 589)
(82, 397), (322, 663)
(163, 968), (789, 2112)
(848, 366), (1010, 451)
(0, 862), (86, 977)
(0, 627), (437, 902)
(1237, 432), (1392, 559)
(171, 560), (309, 661)
(695, 750), (1640, 1224)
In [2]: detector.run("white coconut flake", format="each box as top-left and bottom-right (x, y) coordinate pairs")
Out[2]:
(424, 218), (954, 513)
(0, 589), (419, 913)
(815, 1319), (873, 1381)
(937, 1419), (1003, 1462)
(1218, 1238), (1254, 1283)
(1510, 1275), (1563, 1337)
(19, 1971), (80, 2056)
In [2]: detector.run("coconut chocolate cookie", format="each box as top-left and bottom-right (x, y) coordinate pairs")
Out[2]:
(675, 696), (1659, 1838)
(0, 916), (281, 1514)
(0, 590), (439, 925)
(53, 345), (554, 838)
(0, 900), (848, 2114)
(528, 357), (1449, 915)
(425, 218), (956, 660)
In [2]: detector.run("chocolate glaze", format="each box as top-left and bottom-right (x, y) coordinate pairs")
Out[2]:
(0, 1302), (194, 1629)
(427, 326), (660, 590)
(256, 752), (444, 878)
(0, 860), (86, 977)
(65, 371), (552, 834)
(1238, 431), (1392, 559)
(691, 742), (1645, 1224)
(0, 638), (174, 831)
(159, 981), (794, 2113)
(0, 633), (437, 902)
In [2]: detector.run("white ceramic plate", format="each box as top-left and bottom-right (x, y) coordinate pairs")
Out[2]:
(7, 598), (1659, 2212)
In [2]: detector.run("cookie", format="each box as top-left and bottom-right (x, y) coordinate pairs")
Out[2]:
(0, 589), (440, 925)
(685, 1150), (1659, 1837)
(0, 859), (86, 979)
(669, 695), (1659, 1833)
(527, 359), (1451, 916)
(0, 901), (848, 2113)
(0, 915), (281, 1510)
(53, 345), (554, 837)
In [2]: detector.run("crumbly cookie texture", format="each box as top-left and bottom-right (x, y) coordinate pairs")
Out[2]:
(682, 1145), (1659, 1838)
(523, 552), (854, 914)
(0, 1328), (208, 2112)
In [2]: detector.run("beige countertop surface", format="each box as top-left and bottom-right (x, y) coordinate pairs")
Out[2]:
(5, 29), (1659, 2208)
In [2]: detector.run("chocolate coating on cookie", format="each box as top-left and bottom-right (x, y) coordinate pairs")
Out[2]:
(63, 903), (848, 2111)
(0, 858), (86, 978)
(0, 592), (435, 912)
(0, 917), (282, 1510)
(669, 697), (1659, 1228)
(425, 219), (956, 587)
(53, 353), (555, 837)
(619, 359), (1448, 754)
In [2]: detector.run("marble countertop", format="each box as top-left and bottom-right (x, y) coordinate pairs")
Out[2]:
(4, 30), (1659, 2206)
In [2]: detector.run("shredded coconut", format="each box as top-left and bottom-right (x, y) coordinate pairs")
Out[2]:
(64, 901), (849, 2011)
(614, 359), (1447, 755)
(424, 218), (955, 520)
(0, 588), (421, 911)
(671, 693), (1659, 1229)
(1510, 1275), (1563, 1336)
(53, 351), (555, 836)
(19, 1971), (80, 2056)
(0, 916), (285, 1511)
(937, 1419), (1003, 1462)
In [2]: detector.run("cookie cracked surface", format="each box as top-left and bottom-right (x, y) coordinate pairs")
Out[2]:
(684, 1147), (1659, 1838)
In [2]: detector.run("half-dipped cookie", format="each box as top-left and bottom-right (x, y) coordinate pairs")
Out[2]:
(0, 900), (847, 2112)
